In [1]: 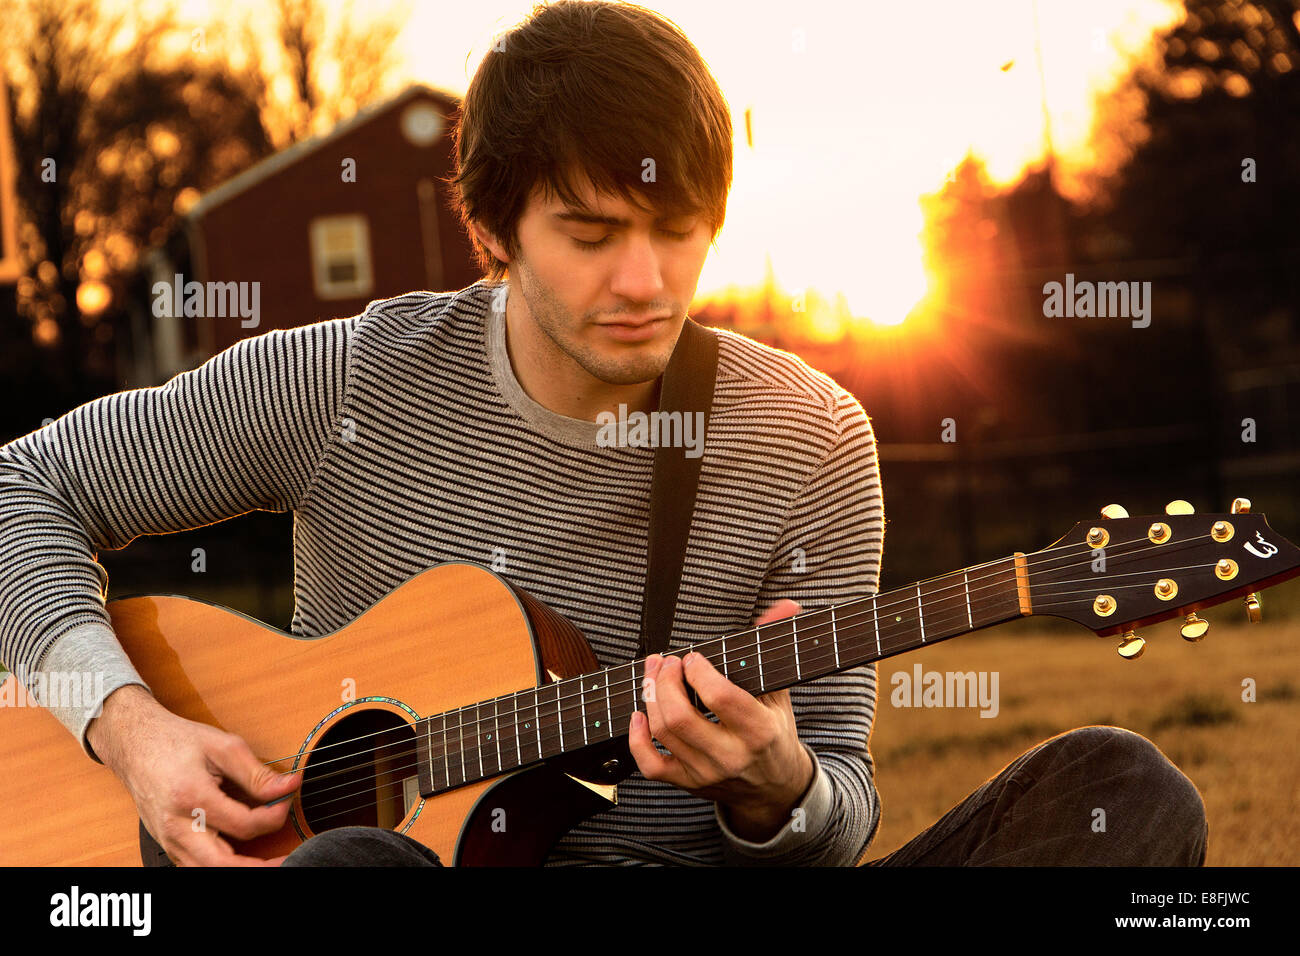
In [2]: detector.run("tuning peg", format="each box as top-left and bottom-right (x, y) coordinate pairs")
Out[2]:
(1231, 497), (1251, 514)
(1117, 629), (1145, 659)
(1100, 504), (1129, 520)
(1244, 592), (1262, 623)
(1165, 499), (1194, 515)
(1181, 613), (1209, 642)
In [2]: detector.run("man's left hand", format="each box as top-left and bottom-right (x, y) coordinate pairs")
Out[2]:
(628, 599), (814, 842)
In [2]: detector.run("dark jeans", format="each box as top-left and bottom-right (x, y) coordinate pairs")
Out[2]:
(281, 726), (1208, 867)
(863, 725), (1207, 865)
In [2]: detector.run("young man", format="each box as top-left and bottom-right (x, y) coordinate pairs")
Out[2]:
(0, 0), (881, 867)
(0, 1), (1205, 867)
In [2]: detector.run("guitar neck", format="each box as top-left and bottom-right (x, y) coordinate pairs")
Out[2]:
(687, 553), (1031, 697)
(415, 555), (1031, 793)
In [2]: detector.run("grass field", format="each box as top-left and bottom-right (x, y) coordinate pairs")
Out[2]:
(865, 609), (1300, 865)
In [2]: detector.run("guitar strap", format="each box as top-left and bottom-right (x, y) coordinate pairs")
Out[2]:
(638, 317), (718, 657)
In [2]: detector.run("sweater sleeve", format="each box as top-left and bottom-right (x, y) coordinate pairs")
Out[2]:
(0, 317), (353, 761)
(718, 388), (885, 865)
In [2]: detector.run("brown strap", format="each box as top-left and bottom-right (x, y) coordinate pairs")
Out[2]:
(638, 318), (718, 656)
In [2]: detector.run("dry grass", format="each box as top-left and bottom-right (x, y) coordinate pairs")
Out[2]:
(864, 614), (1300, 865)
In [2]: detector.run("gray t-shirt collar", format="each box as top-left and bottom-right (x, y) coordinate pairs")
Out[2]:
(482, 281), (610, 450)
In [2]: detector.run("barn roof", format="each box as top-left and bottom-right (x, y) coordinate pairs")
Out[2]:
(186, 83), (459, 222)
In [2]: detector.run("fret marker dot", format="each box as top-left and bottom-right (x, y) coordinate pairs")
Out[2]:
(594, 720), (601, 728)
(525, 723), (531, 729)
(895, 615), (902, 623)
(740, 660), (747, 667)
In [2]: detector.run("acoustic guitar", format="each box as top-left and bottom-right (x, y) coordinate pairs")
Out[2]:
(1, 499), (1297, 866)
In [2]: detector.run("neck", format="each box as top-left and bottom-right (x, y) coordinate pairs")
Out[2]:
(414, 554), (1031, 795)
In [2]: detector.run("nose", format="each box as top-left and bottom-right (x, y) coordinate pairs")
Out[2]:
(608, 231), (665, 305)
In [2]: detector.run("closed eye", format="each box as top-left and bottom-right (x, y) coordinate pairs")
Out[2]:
(573, 229), (694, 251)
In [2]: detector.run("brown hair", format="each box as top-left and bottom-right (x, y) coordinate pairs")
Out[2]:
(446, 0), (733, 281)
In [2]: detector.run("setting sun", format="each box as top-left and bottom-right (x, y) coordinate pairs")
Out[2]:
(134, 0), (1185, 331)
(399, 0), (1183, 330)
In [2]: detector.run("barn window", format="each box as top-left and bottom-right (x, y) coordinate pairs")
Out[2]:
(309, 215), (373, 299)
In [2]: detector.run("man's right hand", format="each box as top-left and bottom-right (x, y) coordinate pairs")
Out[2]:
(86, 684), (301, 866)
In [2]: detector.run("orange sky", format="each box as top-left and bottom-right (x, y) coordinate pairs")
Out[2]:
(171, 0), (1184, 326)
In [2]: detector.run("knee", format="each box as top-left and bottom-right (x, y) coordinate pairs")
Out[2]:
(1060, 726), (1208, 862)
(1059, 725), (1197, 793)
(282, 826), (443, 867)
(282, 826), (376, 867)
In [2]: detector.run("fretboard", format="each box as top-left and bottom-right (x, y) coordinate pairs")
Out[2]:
(415, 555), (1028, 794)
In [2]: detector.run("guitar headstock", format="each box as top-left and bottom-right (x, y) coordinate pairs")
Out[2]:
(1026, 498), (1300, 657)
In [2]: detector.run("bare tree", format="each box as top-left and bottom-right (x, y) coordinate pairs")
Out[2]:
(1, 0), (270, 411)
(237, 0), (409, 149)
(3, 0), (173, 394)
(1, 0), (408, 423)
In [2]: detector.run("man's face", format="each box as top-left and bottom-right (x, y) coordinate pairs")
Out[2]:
(485, 176), (713, 386)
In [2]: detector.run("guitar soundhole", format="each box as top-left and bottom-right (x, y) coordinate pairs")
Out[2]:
(298, 708), (419, 834)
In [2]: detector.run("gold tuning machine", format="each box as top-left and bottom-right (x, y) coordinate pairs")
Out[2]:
(1229, 500), (1260, 622)
(1117, 629), (1145, 659)
(1100, 504), (1129, 520)
(1165, 499), (1194, 515)
(1181, 614), (1209, 641)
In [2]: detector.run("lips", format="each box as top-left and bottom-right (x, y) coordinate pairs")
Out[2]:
(599, 314), (672, 328)
(597, 316), (670, 342)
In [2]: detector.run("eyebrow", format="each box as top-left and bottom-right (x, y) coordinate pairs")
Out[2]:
(551, 205), (699, 227)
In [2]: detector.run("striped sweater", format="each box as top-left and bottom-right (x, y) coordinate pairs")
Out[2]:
(0, 279), (885, 866)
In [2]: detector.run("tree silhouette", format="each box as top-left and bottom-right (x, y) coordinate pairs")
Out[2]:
(1, 0), (409, 439)
(234, 0), (408, 150)
(1096, 0), (1300, 262)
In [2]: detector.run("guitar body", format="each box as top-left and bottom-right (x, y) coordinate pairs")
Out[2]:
(0, 562), (621, 866)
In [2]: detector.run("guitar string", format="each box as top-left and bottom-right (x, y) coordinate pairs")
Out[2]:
(260, 546), (1099, 779)
(1025, 561), (1236, 599)
(283, 546), (1231, 818)
(304, 561), (1216, 806)
(276, 539), (1224, 805)
(257, 554), (1021, 773)
(274, 528), (1216, 781)
(297, 561), (1249, 825)
(296, 554), (1202, 810)
(263, 530), (1222, 783)
(296, 554), (1237, 830)
(255, 521), (1159, 768)
(258, 526), (1193, 772)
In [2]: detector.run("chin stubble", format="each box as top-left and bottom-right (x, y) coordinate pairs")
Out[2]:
(515, 259), (675, 386)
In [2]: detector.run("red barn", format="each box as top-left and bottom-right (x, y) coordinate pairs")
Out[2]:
(140, 83), (479, 381)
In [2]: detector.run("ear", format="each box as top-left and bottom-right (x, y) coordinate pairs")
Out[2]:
(470, 220), (511, 265)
